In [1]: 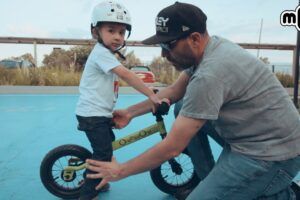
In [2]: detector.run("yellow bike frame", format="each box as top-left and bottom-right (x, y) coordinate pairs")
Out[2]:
(63, 121), (167, 180)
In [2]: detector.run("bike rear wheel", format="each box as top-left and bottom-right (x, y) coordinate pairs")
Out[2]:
(40, 144), (91, 199)
(150, 151), (200, 195)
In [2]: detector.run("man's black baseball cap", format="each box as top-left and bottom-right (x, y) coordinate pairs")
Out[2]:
(142, 2), (207, 45)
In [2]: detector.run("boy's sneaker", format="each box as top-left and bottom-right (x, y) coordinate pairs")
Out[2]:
(291, 181), (300, 200)
(98, 183), (110, 192)
(174, 189), (193, 200)
(78, 183), (110, 200)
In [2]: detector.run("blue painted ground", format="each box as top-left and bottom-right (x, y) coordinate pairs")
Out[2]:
(6, 94), (294, 199)
(0, 94), (222, 200)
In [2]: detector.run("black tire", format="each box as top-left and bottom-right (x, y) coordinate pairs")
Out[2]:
(150, 151), (200, 195)
(40, 144), (92, 199)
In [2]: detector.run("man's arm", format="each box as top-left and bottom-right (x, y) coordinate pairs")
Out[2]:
(112, 71), (190, 129)
(120, 115), (206, 175)
(86, 115), (206, 189)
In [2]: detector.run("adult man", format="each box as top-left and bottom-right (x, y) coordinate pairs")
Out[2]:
(86, 2), (300, 199)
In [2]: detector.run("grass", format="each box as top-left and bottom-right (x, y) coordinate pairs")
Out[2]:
(0, 66), (296, 88)
(0, 67), (81, 86)
(0, 66), (179, 86)
(275, 72), (294, 88)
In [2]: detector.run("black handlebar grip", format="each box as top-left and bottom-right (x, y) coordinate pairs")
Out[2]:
(153, 88), (159, 94)
(156, 101), (170, 115)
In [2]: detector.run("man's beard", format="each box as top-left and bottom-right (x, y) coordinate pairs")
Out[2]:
(174, 63), (193, 71)
(168, 45), (198, 71)
(168, 56), (195, 71)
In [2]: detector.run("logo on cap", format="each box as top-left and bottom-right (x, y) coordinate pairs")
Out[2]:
(156, 17), (169, 33)
(182, 25), (190, 32)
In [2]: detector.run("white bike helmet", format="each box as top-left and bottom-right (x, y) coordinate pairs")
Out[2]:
(91, 1), (131, 34)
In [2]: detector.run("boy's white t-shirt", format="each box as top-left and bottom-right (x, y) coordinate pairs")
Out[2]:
(76, 43), (121, 118)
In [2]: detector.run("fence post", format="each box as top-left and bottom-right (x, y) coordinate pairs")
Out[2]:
(33, 41), (37, 67)
(293, 32), (300, 108)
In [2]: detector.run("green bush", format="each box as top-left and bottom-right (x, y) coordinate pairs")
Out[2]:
(149, 57), (180, 85)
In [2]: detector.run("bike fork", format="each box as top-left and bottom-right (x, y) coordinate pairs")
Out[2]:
(159, 132), (183, 175)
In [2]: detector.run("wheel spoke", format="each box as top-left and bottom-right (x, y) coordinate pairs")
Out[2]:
(48, 154), (85, 191)
(156, 153), (197, 187)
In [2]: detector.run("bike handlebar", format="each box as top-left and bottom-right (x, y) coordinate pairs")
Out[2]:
(151, 88), (170, 116)
(154, 101), (170, 116)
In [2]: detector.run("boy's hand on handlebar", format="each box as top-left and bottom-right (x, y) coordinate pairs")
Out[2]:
(153, 98), (171, 115)
(112, 109), (131, 129)
(161, 98), (171, 106)
(149, 94), (163, 113)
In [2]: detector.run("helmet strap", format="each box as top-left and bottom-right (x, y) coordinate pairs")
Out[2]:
(115, 50), (126, 60)
(114, 41), (126, 61)
(127, 31), (131, 39)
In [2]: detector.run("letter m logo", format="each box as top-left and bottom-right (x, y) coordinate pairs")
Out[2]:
(280, 6), (300, 31)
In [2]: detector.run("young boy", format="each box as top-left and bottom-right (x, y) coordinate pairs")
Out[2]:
(75, 1), (161, 199)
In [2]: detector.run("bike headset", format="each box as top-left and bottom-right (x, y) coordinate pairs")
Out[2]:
(91, 0), (131, 60)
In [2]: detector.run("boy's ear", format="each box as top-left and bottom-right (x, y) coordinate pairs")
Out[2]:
(91, 28), (98, 39)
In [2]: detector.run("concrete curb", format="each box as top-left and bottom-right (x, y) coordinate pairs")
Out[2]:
(1, 86), (295, 96)
(0, 86), (166, 94)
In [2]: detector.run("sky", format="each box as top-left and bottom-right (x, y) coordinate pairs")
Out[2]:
(0, 0), (299, 65)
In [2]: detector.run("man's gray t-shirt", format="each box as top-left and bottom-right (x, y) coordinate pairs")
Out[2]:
(181, 36), (300, 161)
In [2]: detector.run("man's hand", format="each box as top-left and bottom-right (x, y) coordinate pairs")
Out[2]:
(86, 157), (123, 190)
(112, 109), (131, 129)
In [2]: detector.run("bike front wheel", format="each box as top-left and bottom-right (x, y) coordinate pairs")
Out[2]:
(40, 144), (91, 199)
(150, 151), (200, 195)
